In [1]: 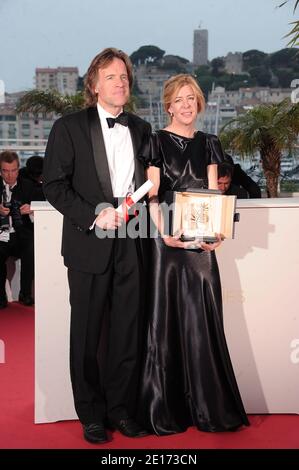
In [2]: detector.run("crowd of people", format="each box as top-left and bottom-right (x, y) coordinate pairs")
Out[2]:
(2, 47), (264, 443)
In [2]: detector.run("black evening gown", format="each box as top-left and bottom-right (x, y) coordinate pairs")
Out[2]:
(139, 130), (249, 435)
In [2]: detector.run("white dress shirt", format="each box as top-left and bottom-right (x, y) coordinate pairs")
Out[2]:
(97, 104), (135, 198)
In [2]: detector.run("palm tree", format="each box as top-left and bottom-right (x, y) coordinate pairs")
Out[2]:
(279, 0), (299, 46)
(16, 89), (85, 116)
(220, 99), (299, 197)
(16, 89), (137, 116)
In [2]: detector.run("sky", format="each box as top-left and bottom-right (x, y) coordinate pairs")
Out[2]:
(0, 0), (297, 92)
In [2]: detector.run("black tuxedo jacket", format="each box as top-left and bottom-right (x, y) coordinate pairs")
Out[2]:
(43, 107), (151, 273)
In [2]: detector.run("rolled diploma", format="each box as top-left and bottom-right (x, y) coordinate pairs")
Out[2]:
(116, 179), (154, 214)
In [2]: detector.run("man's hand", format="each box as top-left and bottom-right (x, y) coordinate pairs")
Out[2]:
(0, 204), (10, 216)
(20, 204), (32, 215)
(95, 207), (124, 230)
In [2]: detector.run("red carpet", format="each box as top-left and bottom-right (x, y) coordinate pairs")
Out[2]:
(0, 303), (299, 450)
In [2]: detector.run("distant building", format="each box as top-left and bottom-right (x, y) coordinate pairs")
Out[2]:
(35, 67), (79, 95)
(193, 29), (208, 66)
(208, 86), (292, 108)
(197, 102), (237, 135)
(0, 105), (17, 145)
(0, 92), (56, 163)
(18, 111), (56, 143)
(134, 65), (170, 100)
(3, 91), (27, 106)
(134, 64), (171, 130)
(224, 52), (243, 75)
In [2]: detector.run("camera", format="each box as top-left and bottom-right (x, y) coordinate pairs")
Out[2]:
(10, 199), (23, 228)
(0, 202), (10, 231)
(0, 199), (23, 230)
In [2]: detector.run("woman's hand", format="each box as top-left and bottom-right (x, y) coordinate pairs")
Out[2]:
(163, 233), (223, 250)
(162, 235), (187, 249)
(193, 233), (223, 251)
(162, 230), (190, 249)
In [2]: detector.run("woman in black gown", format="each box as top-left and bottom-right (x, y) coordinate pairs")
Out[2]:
(139, 74), (249, 435)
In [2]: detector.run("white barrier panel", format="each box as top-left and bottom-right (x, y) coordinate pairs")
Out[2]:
(33, 203), (76, 423)
(217, 198), (299, 413)
(32, 199), (299, 423)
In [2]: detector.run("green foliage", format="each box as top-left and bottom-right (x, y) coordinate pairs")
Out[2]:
(194, 46), (299, 93)
(164, 54), (189, 64)
(242, 50), (268, 70)
(196, 65), (211, 76)
(77, 76), (85, 92)
(247, 66), (272, 87)
(131, 40), (298, 99)
(195, 75), (215, 98)
(195, 67), (251, 96)
(220, 99), (299, 196)
(269, 48), (299, 68)
(210, 58), (225, 77)
(275, 68), (298, 87)
(221, 99), (299, 154)
(16, 89), (137, 116)
(278, 0), (299, 9)
(285, 20), (299, 47)
(159, 55), (190, 73)
(280, 180), (299, 192)
(16, 89), (85, 116)
(130, 46), (165, 65)
(226, 76), (254, 90)
(279, 0), (299, 46)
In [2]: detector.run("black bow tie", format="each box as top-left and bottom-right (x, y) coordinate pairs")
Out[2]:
(106, 112), (128, 128)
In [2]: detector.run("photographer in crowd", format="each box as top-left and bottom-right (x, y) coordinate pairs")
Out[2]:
(224, 154), (261, 198)
(0, 151), (37, 308)
(217, 161), (250, 198)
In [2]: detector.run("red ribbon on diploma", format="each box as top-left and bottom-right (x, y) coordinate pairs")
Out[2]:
(122, 195), (137, 222)
(116, 180), (154, 222)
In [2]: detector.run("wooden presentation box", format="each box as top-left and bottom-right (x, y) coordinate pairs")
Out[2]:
(163, 189), (238, 242)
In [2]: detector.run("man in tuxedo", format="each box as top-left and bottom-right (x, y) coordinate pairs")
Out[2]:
(0, 151), (36, 308)
(43, 48), (151, 444)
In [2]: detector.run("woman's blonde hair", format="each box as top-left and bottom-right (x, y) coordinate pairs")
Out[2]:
(163, 74), (205, 118)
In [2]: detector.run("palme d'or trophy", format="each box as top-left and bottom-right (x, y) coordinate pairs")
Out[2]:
(163, 190), (238, 245)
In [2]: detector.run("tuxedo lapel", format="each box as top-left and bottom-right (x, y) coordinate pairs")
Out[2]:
(88, 107), (114, 204)
(128, 115), (144, 190)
